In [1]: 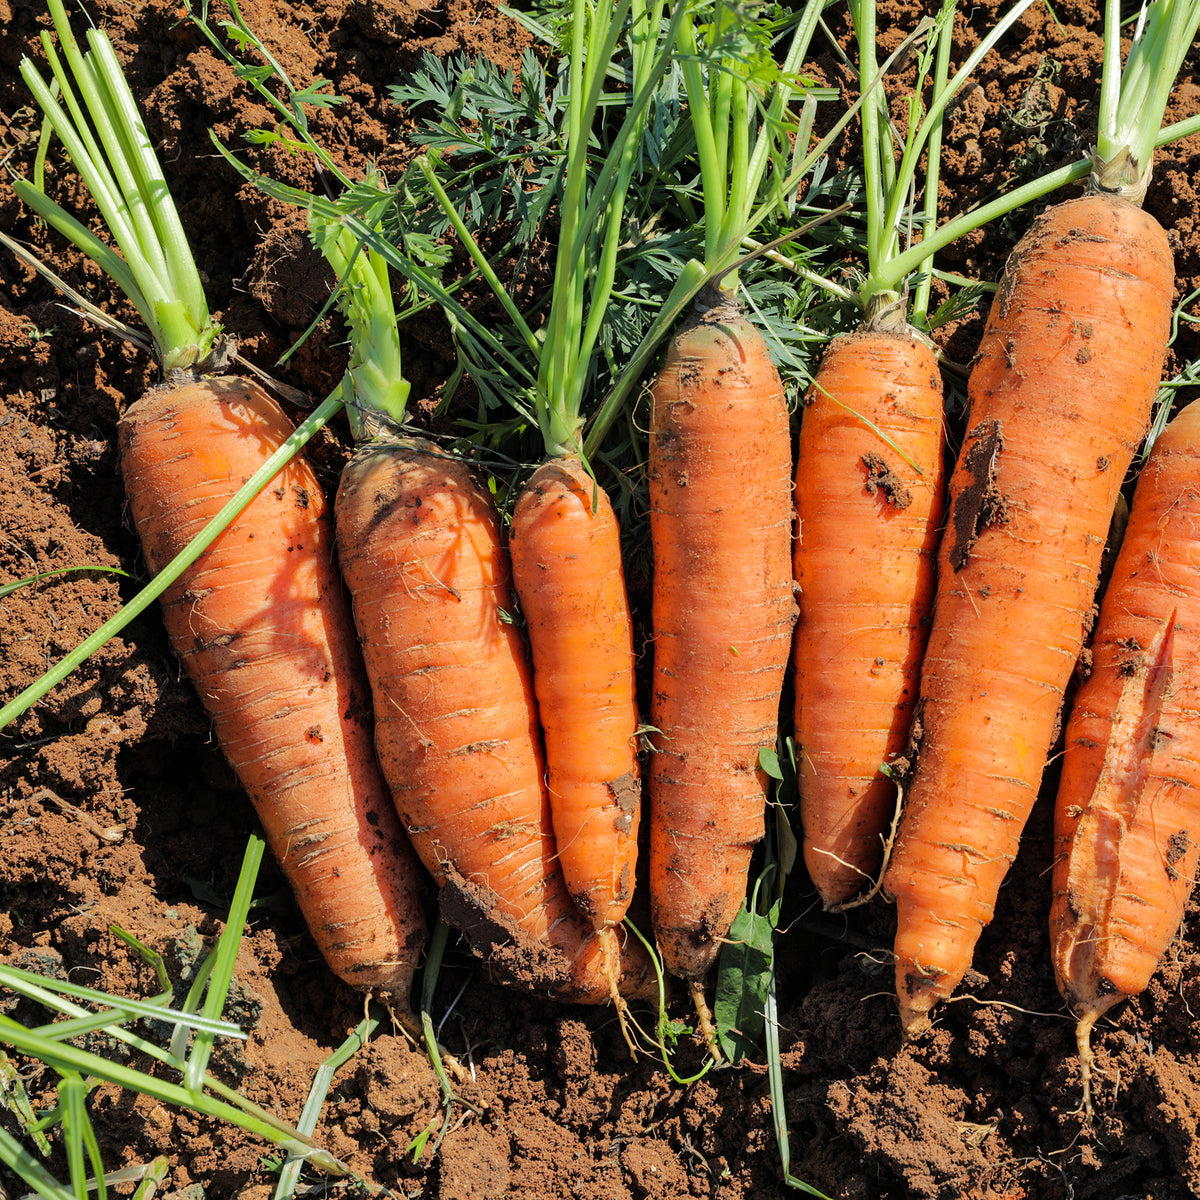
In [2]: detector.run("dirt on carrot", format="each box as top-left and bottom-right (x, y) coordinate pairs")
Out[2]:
(10, 1), (1200, 1197)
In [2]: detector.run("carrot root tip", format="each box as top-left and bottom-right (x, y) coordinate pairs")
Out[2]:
(688, 979), (723, 1064)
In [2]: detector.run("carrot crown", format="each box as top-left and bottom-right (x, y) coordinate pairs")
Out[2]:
(1093, 0), (1200, 202)
(678, 0), (828, 292)
(309, 198), (412, 443)
(847, 0), (1042, 323)
(12, 0), (226, 374)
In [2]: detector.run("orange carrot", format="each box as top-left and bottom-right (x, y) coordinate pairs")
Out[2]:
(119, 377), (429, 1005)
(1051, 398), (1200, 1113)
(883, 191), (1174, 1037)
(508, 458), (641, 983)
(793, 328), (946, 907)
(334, 436), (650, 1004)
(648, 296), (797, 985)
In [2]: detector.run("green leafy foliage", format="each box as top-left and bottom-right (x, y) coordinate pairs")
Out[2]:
(713, 886), (781, 1063)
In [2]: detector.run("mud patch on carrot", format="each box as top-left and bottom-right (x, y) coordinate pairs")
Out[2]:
(438, 864), (573, 995)
(606, 771), (639, 838)
(946, 418), (1009, 570)
(861, 452), (913, 509)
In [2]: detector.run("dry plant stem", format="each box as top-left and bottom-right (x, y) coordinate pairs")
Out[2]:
(883, 193), (1174, 1037)
(1051, 400), (1200, 1116)
(334, 437), (652, 1005)
(647, 296), (797, 983)
(119, 375), (429, 1006)
(793, 327), (946, 907)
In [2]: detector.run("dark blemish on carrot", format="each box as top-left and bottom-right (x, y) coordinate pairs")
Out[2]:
(305, 726), (323, 744)
(947, 418), (1008, 571)
(1166, 830), (1189, 881)
(862, 452), (912, 509)
(1097, 455), (1109, 470)
(606, 772), (639, 836)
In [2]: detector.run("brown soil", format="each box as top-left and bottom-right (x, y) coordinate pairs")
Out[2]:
(3, 1), (1200, 1198)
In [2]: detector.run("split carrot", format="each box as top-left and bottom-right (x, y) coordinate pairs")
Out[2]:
(883, 0), (1196, 1037)
(1051, 398), (1200, 1115)
(12, 0), (428, 1006)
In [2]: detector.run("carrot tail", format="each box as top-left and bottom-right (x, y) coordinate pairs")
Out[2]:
(793, 328), (945, 908)
(509, 456), (641, 933)
(335, 436), (650, 1005)
(647, 299), (797, 982)
(120, 376), (428, 1007)
(884, 193), (1175, 1036)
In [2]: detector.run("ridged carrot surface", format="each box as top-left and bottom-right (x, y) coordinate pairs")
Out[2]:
(648, 299), (797, 981)
(883, 194), (1175, 1036)
(335, 438), (650, 1004)
(509, 457), (641, 960)
(793, 329), (946, 907)
(119, 376), (428, 1006)
(1051, 398), (1200, 1107)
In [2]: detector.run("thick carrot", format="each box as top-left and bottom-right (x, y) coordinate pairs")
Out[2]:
(334, 436), (650, 1004)
(119, 376), (428, 1005)
(793, 328), (946, 907)
(648, 296), (798, 984)
(1050, 398), (1200, 1113)
(883, 192), (1174, 1037)
(508, 459), (640, 966)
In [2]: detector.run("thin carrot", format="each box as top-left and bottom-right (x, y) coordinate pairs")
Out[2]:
(1051, 398), (1200, 1116)
(509, 460), (640, 976)
(883, 0), (1196, 1037)
(334, 438), (649, 1004)
(12, 0), (429, 1007)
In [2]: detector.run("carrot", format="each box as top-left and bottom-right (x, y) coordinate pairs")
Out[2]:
(794, 329), (946, 905)
(334, 437), (649, 1004)
(121, 378), (428, 1003)
(648, 296), (797, 991)
(509, 460), (640, 970)
(1050, 398), (1200, 1115)
(789, 0), (1004, 909)
(882, 0), (1197, 1037)
(10, 1), (429, 1008)
(643, 5), (833, 1032)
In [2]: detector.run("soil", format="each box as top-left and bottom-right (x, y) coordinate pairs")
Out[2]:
(4, 1), (1200, 1198)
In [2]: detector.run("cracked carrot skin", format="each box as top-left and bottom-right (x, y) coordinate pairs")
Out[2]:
(334, 438), (650, 1003)
(647, 299), (798, 982)
(793, 328), (946, 907)
(1052, 399), (1200, 1091)
(509, 457), (641, 942)
(119, 376), (428, 1006)
(882, 194), (1175, 1037)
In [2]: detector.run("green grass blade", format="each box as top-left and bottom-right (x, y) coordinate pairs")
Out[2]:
(184, 835), (265, 1091)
